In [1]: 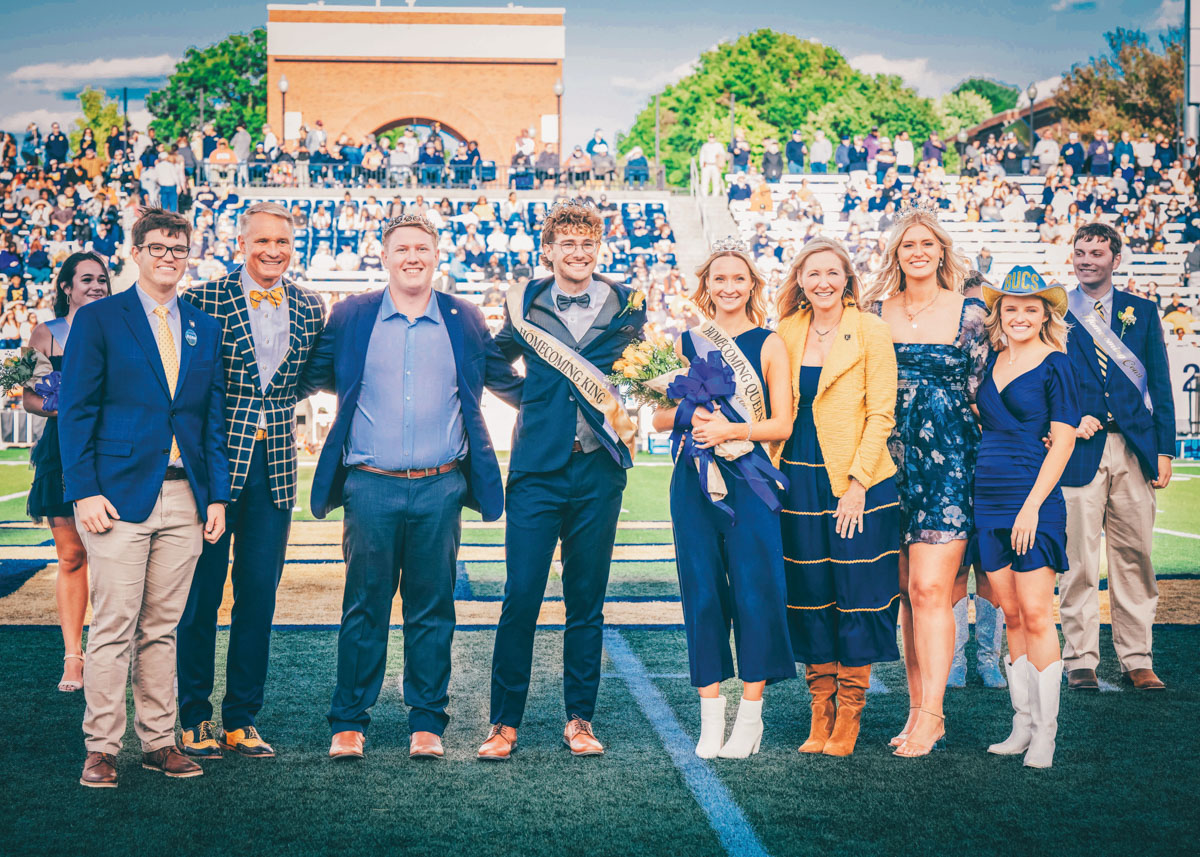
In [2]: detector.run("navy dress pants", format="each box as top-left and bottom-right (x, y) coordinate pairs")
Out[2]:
(327, 466), (466, 736)
(177, 440), (292, 730)
(490, 450), (626, 727)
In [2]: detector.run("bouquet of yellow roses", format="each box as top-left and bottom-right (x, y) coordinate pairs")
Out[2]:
(0, 347), (40, 397)
(608, 331), (687, 408)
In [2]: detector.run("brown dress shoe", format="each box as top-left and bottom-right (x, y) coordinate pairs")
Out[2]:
(409, 731), (444, 759)
(329, 731), (365, 760)
(80, 752), (118, 788)
(1067, 668), (1099, 690)
(563, 717), (604, 756)
(1122, 668), (1166, 690)
(141, 746), (204, 778)
(477, 724), (517, 761)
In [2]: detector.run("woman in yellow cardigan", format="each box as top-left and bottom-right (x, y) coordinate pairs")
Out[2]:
(775, 237), (902, 757)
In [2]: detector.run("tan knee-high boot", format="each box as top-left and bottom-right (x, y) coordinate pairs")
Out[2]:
(823, 664), (871, 757)
(798, 663), (838, 754)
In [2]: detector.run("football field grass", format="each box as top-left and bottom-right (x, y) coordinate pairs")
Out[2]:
(0, 450), (1198, 855)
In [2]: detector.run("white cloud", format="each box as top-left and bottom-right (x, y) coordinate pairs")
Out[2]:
(1050, 0), (1097, 12)
(0, 107), (81, 132)
(1150, 0), (1184, 29)
(1015, 75), (1064, 108)
(610, 58), (697, 95)
(8, 54), (176, 85)
(848, 53), (959, 97)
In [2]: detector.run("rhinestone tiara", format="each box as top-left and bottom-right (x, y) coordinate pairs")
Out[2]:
(550, 198), (595, 213)
(894, 196), (942, 224)
(711, 235), (750, 254)
(385, 213), (435, 229)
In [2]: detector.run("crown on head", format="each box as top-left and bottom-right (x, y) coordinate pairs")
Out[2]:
(550, 198), (595, 213)
(894, 196), (942, 225)
(711, 235), (749, 254)
(385, 213), (435, 229)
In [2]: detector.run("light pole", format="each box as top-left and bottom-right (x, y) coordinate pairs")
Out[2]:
(1026, 82), (1038, 148)
(278, 74), (289, 141)
(554, 78), (564, 174)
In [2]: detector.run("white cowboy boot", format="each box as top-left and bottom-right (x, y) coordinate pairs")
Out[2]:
(988, 655), (1032, 755)
(1024, 659), (1063, 769)
(695, 695), (727, 759)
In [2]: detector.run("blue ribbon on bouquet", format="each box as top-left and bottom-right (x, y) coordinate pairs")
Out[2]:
(667, 352), (787, 521)
(34, 371), (61, 412)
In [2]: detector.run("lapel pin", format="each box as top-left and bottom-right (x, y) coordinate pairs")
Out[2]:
(844, 334), (851, 340)
(451, 308), (458, 314)
(185, 329), (198, 347)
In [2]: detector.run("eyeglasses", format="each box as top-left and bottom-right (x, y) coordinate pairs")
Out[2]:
(138, 243), (189, 259)
(548, 241), (598, 255)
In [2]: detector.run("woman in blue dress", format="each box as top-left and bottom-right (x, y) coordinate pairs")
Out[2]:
(775, 238), (902, 757)
(867, 205), (989, 757)
(978, 267), (1078, 769)
(652, 241), (795, 759)
(23, 251), (111, 692)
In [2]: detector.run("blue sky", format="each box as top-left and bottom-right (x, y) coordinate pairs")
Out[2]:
(0, 0), (1183, 149)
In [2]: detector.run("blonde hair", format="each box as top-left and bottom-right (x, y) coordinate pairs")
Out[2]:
(984, 293), (1069, 353)
(865, 210), (968, 303)
(776, 237), (861, 320)
(539, 204), (603, 267)
(691, 250), (767, 326)
(382, 214), (439, 249)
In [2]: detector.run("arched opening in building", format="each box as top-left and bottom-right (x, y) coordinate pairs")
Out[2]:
(373, 117), (468, 155)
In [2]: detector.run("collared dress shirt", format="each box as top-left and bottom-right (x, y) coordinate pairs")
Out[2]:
(135, 283), (184, 468)
(240, 267), (291, 428)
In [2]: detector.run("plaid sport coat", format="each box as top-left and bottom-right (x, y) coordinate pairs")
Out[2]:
(182, 269), (325, 509)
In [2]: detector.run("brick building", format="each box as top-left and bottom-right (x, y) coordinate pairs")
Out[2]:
(266, 3), (565, 160)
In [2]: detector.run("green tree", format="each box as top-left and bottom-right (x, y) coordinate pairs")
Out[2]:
(145, 28), (267, 142)
(953, 78), (1019, 114)
(620, 29), (941, 186)
(935, 91), (994, 139)
(70, 87), (123, 154)
(1054, 26), (1184, 137)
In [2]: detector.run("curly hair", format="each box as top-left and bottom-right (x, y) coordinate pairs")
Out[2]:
(539, 204), (602, 268)
(691, 250), (767, 327)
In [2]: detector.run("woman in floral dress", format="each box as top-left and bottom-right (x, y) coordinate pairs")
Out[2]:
(867, 205), (989, 757)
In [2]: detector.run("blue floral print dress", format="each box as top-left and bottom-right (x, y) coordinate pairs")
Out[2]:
(873, 297), (990, 544)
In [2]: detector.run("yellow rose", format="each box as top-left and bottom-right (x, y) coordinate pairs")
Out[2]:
(623, 364), (640, 379)
(612, 359), (627, 372)
(629, 290), (646, 311)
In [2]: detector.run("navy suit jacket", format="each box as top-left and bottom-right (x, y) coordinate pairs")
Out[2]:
(495, 275), (646, 473)
(1063, 289), (1175, 487)
(58, 286), (231, 522)
(300, 289), (522, 520)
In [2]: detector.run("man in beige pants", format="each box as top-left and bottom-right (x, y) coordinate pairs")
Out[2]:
(1059, 223), (1175, 692)
(59, 208), (230, 787)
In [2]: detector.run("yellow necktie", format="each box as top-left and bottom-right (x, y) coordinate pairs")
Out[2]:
(1094, 300), (1112, 421)
(249, 286), (284, 310)
(154, 305), (181, 463)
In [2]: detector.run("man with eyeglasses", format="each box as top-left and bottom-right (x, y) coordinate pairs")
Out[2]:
(479, 201), (646, 761)
(59, 208), (230, 788)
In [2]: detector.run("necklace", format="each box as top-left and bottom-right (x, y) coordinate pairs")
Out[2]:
(813, 323), (837, 341)
(903, 289), (941, 328)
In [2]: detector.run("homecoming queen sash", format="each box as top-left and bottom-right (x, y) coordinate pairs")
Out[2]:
(1067, 289), (1153, 413)
(689, 320), (768, 457)
(506, 281), (639, 459)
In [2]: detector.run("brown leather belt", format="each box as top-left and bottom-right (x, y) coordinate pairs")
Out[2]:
(354, 461), (459, 480)
(163, 468), (189, 481)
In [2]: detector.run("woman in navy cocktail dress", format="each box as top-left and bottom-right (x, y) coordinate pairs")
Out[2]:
(977, 266), (1079, 770)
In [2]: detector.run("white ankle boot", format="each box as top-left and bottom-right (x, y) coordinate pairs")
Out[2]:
(988, 655), (1032, 755)
(718, 697), (763, 758)
(1024, 659), (1062, 769)
(695, 696), (727, 759)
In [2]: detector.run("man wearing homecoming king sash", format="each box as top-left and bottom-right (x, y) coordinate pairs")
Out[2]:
(479, 201), (646, 761)
(1059, 223), (1175, 692)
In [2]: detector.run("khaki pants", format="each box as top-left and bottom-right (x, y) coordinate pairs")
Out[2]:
(79, 480), (204, 755)
(700, 164), (723, 197)
(1061, 433), (1158, 673)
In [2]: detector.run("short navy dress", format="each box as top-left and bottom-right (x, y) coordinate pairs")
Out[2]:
(974, 350), (1080, 573)
(27, 319), (72, 523)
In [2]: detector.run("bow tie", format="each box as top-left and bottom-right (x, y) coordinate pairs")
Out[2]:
(249, 286), (284, 310)
(556, 293), (591, 311)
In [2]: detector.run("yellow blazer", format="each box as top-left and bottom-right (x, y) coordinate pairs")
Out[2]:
(776, 305), (898, 497)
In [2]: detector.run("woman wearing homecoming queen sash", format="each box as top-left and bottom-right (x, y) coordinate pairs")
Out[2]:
(480, 201), (645, 761)
(1059, 223), (1175, 692)
(651, 239), (795, 759)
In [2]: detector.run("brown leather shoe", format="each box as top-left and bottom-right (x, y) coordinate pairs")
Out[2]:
(1067, 668), (1099, 690)
(563, 717), (605, 756)
(1122, 668), (1166, 690)
(141, 746), (204, 778)
(329, 731), (365, 760)
(477, 724), (517, 761)
(409, 731), (444, 759)
(80, 752), (118, 788)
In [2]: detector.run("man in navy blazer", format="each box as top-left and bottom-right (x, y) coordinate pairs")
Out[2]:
(300, 214), (521, 761)
(1060, 223), (1175, 691)
(479, 202), (646, 760)
(59, 209), (230, 788)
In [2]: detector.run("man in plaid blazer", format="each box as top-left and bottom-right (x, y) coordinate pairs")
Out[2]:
(176, 201), (325, 759)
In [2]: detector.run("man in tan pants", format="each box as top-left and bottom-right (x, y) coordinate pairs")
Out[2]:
(59, 209), (230, 787)
(1059, 223), (1175, 692)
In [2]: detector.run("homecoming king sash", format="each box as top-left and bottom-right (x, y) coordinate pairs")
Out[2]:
(506, 280), (639, 459)
(1067, 288), (1153, 413)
